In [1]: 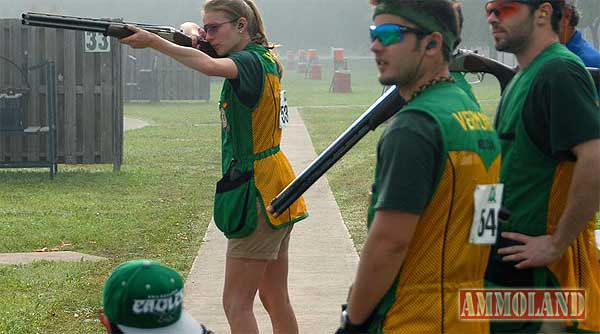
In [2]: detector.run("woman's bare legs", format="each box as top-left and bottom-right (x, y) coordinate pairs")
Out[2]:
(259, 249), (298, 334)
(223, 248), (297, 334)
(223, 258), (268, 334)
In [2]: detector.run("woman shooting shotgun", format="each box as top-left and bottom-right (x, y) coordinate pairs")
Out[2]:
(118, 1), (308, 333)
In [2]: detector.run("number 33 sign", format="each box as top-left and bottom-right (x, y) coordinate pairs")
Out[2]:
(469, 184), (504, 245)
(85, 32), (111, 52)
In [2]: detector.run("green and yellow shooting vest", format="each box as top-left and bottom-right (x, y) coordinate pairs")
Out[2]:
(369, 82), (501, 333)
(493, 43), (600, 332)
(218, 44), (308, 229)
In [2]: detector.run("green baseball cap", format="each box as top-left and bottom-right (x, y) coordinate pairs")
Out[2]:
(103, 259), (205, 334)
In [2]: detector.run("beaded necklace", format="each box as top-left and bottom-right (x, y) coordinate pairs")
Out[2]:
(407, 76), (456, 102)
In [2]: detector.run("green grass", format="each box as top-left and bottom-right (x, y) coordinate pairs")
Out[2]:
(283, 59), (386, 107)
(0, 59), (386, 333)
(1, 57), (597, 333)
(0, 58), (384, 334)
(0, 102), (221, 333)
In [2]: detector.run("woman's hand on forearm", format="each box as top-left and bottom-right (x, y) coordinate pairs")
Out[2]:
(118, 25), (159, 49)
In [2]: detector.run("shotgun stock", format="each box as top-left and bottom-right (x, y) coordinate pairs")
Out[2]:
(21, 12), (220, 58)
(451, 51), (599, 93)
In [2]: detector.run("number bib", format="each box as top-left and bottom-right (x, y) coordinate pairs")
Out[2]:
(279, 90), (289, 129)
(469, 184), (504, 245)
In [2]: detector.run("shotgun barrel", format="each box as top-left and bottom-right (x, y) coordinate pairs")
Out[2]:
(270, 86), (405, 216)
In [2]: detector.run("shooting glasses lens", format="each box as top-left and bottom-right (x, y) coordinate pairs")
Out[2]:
(203, 17), (239, 35)
(369, 24), (427, 47)
(485, 1), (532, 20)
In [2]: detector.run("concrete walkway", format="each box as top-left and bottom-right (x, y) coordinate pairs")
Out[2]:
(185, 107), (359, 333)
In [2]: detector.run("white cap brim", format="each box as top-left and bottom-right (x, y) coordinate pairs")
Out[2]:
(117, 311), (205, 334)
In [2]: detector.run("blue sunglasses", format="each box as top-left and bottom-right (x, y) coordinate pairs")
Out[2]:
(369, 23), (429, 46)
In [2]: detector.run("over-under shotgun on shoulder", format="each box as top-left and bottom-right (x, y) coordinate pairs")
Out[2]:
(270, 50), (599, 216)
(269, 50), (518, 216)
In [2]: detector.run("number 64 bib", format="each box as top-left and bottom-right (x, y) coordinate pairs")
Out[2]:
(469, 184), (504, 245)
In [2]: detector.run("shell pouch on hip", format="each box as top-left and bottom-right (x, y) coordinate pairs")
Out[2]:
(214, 165), (257, 239)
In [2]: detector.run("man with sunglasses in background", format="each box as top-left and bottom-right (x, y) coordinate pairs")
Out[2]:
(336, 1), (501, 333)
(483, 0), (600, 333)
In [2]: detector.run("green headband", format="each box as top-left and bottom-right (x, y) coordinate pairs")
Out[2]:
(373, 2), (459, 53)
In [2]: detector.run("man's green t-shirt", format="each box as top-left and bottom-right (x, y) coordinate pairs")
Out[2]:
(520, 57), (600, 160)
(374, 111), (442, 214)
(487, 41), (600, 334)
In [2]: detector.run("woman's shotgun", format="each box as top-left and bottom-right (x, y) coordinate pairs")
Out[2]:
(21, 12), (220, 57)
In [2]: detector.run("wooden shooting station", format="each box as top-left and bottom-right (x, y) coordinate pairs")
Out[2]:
(1, 15), (213, 177)
(0, 18), (123, 176)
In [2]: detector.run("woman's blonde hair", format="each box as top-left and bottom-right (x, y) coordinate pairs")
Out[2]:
(203, 0), (283, 76)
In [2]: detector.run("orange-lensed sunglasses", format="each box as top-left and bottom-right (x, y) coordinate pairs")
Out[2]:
(485, 1), (533, 20)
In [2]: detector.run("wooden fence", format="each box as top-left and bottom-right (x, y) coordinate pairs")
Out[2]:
(122, 48), (210, 101)
(0, 19), (123, 169)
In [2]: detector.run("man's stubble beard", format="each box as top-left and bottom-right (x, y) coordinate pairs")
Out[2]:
(379, 59), (422, 88)
(495, 17), (535, 54)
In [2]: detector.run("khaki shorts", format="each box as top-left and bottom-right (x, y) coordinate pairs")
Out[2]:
(226, 199), (293, 260)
